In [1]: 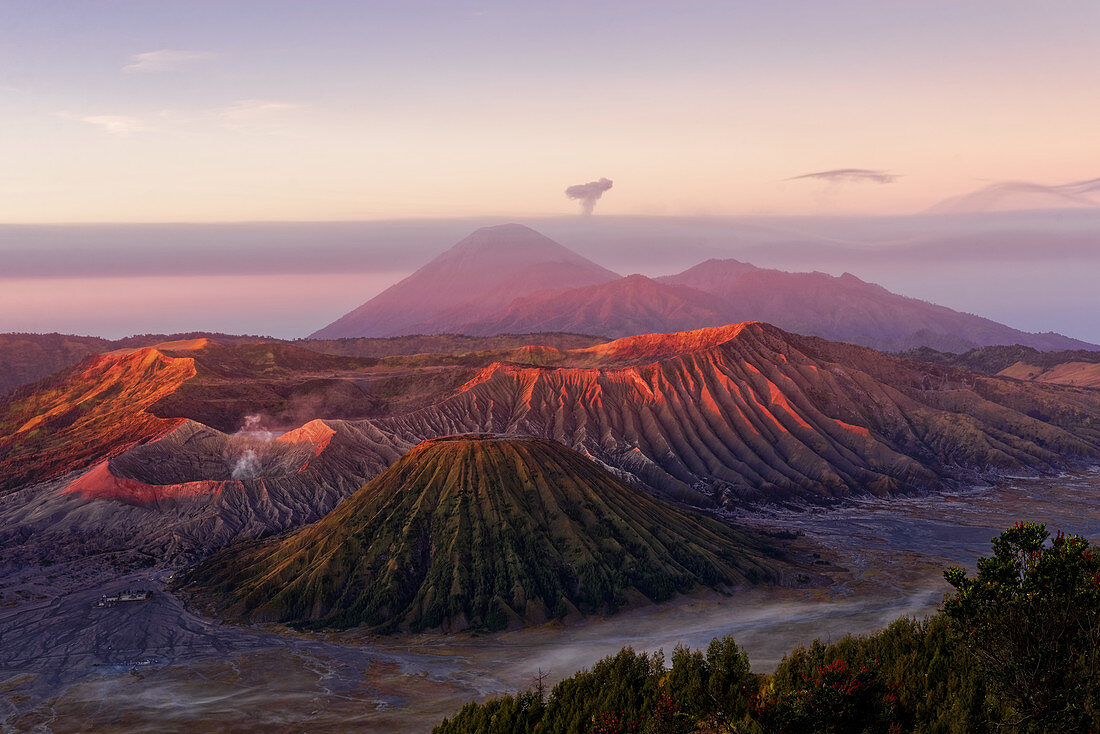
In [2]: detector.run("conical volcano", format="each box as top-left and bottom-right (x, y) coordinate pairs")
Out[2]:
(309, 224), (619, 338)
(181, 435), (784, 632)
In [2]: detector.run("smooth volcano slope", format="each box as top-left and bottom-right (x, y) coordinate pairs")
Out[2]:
(182, 436), (784, 632)
(311, 224), (619, 338)
(375, 323), (1100, 505)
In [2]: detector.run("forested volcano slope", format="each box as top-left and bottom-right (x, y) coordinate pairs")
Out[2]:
(181, 436), (786, 632)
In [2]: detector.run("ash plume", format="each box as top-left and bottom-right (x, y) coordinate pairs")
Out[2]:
(787, 168), (898, 184)
(565, 177), (614, 215)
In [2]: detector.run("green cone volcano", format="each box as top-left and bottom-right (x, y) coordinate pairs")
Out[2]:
(182, 435), (785, 632)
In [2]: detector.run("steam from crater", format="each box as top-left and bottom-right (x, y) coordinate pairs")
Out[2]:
(565, 177), (613, 215)
(230, 448), (262, 480)
(227, 414), (275, 479)
(237, 413), (275, 440)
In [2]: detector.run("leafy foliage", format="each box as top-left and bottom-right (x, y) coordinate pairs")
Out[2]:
(435, 523), (1100, 733)
(770, 616), (991, 733)
(667, 636), (757, 730)
(435, 646), (707, 734)
(944, 522), (1100, 732)
(755, 657), (901, 733)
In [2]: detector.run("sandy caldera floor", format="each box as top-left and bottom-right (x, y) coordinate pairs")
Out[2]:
(2, 471), (1098, 733)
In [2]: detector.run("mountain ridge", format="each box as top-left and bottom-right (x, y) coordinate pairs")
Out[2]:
(4, 322), (1100, 571)
(312, 225), (1095, 352)
(372, 322), (1100, 506)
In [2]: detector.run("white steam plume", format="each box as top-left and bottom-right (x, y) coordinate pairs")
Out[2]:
(230, 449), (261, 480)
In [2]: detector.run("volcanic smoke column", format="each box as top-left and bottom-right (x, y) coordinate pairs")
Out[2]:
(565, 177), (613, 215)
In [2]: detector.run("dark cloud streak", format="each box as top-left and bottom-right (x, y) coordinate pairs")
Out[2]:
(788, 168), (899, 184)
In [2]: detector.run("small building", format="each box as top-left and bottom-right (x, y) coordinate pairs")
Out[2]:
(94, 590), (152, 607)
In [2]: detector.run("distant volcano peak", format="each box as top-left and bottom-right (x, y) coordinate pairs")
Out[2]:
(309, 224), (619, 339)
(439, 223), (597, 266)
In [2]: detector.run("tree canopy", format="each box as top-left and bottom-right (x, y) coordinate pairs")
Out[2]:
(944, 521), (1100, 732)
(434, 522), (1100, 733)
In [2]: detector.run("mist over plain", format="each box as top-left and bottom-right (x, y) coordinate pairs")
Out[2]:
(2, 210), (1099, 341)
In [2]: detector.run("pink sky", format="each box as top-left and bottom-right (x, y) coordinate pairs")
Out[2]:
(1, 1), (1098, 222)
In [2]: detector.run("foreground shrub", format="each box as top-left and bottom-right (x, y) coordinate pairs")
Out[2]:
(435, 522), (1100, 734)
(944, 522), (1100, 732)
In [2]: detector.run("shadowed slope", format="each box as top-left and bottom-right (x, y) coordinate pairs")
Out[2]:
(298, 332), (608, 358)
(901, 345), (1100, 388)
(997, 361), (1100, 389)
(0, 333), (111, 397)
(182, 436), (784, 632)
(452, 274), (731, 338)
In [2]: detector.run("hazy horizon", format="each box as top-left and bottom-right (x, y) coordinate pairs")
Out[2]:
(3, 210), (1099, 343)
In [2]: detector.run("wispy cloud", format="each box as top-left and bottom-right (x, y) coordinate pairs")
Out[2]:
(218, 99), (304, 132)
(787, 168), (899, 184)
(928, 177), (1100, 213)
(62, 113), (148, 135)
(219, 99), (301, 121)
(58, 98), (304, 136)
(122, 49), (216, 73)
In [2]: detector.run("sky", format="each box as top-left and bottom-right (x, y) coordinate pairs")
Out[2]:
(1, 1), (1098, 342)
(2, 0), (1099, 222)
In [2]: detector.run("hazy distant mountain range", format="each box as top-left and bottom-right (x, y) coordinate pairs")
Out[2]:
(312, 224), (1096, 353)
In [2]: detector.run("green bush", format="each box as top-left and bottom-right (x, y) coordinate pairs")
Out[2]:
(433, 522), (1100, 733)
